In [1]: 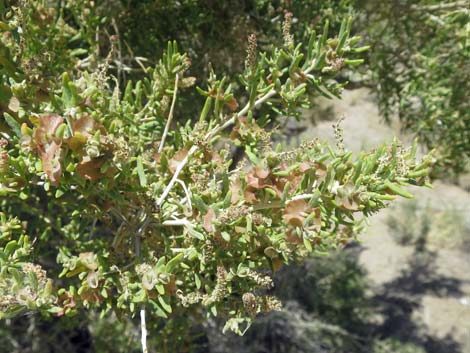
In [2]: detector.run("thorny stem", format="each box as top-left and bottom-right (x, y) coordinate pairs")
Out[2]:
(135, 213), (151, 353)
(158, 73), (179, 153)
(175, 178), (192, 211)
(212, 89), (277, 136)
(288, 193), (316, 202)
(140, 308), (148, 353)
(162, 219), (192, 226)
(156, 144), (197, 207)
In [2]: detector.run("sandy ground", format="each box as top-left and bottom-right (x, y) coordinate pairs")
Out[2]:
(300, 88), (470, 353)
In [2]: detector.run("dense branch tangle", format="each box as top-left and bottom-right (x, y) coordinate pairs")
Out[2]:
(0, 10), (433, 353)
(157, 17), (365, 207)
(132, 16), (432, 334)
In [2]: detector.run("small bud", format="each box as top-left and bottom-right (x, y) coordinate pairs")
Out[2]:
(21, 123), (32, 136)
(85, 131), (102, 158)
(54, 123), (67, 139)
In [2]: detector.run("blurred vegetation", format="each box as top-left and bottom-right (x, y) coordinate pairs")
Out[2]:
(101, 1), (353, 76)
(358, 0), (470, 175)
(387, 200), (470, 251)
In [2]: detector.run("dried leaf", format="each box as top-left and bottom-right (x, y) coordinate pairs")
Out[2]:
(72, 114), (97, 138)
(283, 199), (311, 227)
(308, 208), (322, 232)
(254, 166), (270, 179)
(203, 208), (216, 233)
(77, 157), (105, 180)
(7, 96), (19, 112)
(66, 132), (87, 152)
(56, 292), (76, 317)
(285, 228), (303, 244)
(336, 183), (359, 210)
(79, 287), (104, 303)
(336, 194), (359, 210)
(299, 161), (313, 173)
(247, 167), (270, 189)
(37, 114), (64, 135)
(41, 140), (62, 185)
(225, 97), (239, 112)
(244, 190), (258, 204)
(271, 257), (283, 272)
(314, 162), (327, 181)
(79, 252), (98, 271)
(86, 271), (99, 289)
(164, 276), (177, 295)
(169, 149), (188, 174)
(229, 178), (243, 204)
(31, 115), (65, 185)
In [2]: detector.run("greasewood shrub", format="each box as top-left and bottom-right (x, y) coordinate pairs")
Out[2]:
(0, 1), (432, 350)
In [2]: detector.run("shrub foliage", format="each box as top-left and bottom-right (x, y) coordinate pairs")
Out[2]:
(0, 1), (436, 351)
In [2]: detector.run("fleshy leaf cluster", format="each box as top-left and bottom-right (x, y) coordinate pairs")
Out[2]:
(0, 2), (432, 343)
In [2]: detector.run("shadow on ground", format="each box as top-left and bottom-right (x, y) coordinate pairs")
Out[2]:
(373, 237), (463, 353)
(212, 233), (465, 353)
